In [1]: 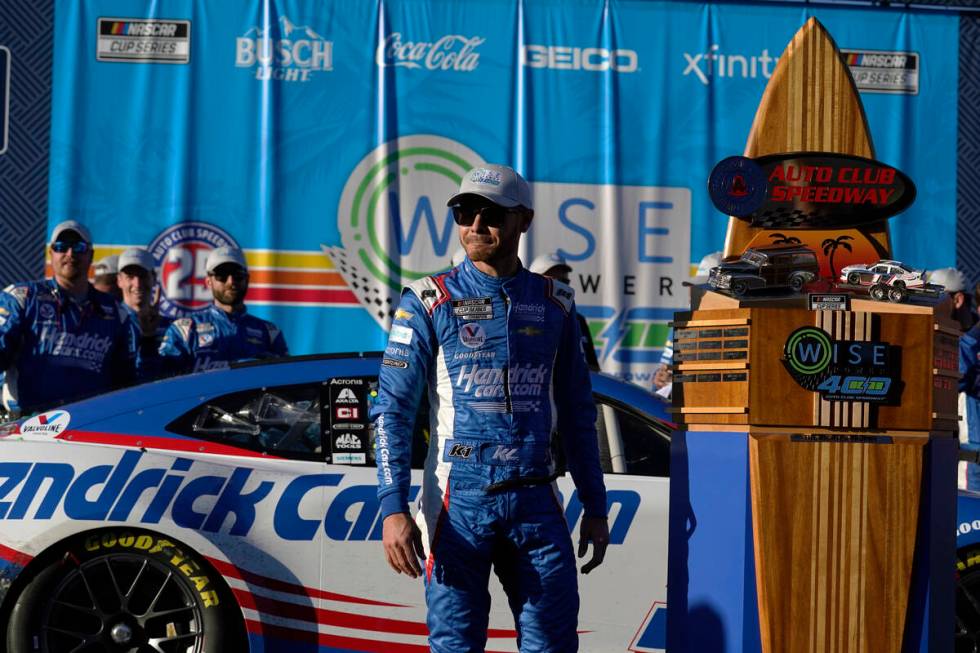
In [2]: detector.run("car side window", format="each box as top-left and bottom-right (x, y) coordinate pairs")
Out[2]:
(166, 383), (323, 459)
(593, 397), (670, 477)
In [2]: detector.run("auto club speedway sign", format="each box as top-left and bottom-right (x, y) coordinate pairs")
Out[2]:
(325, 135), (692, 386)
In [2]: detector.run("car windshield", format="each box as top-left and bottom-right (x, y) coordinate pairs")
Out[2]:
(895, 262), (915, 273)
(741, 251), (767, 266)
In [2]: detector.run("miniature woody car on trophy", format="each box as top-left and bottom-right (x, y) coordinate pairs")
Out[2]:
(707, 245), (819, 297)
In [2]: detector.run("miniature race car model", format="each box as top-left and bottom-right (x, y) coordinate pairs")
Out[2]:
(838, 260), (939, 302)
(708, 245), (819, 297)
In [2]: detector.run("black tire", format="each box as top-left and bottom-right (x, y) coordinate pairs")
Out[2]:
(888, 285), (907, 303)
(789, 275), (805, 292)
(6, 529), (241, 653)
(957, 544), (980, 653)
(870, 284), (887, 301)
(731, 279), (750, 297)
(847, 271), (861, 285)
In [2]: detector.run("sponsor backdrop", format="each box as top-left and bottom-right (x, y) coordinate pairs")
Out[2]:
(33, 1), (959, 384)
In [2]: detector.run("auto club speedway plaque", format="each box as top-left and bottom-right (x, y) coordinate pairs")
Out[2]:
(666, 18), (958, 653)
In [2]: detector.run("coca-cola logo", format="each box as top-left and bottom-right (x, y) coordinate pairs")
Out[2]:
(376, 33), (484, 71)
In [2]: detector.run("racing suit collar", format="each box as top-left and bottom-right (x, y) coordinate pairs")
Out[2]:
(208, 303), (247, 322)
(459, 256), (528, 292)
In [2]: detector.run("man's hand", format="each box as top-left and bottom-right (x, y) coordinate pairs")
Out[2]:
(653, 363), (672, 390)
(578, 516), (610, 574)
(382, 512), (425, 578)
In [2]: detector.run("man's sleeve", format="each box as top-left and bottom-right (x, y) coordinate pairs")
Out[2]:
(269, 323), (289, 357)
(113, 305), (139, 387)
(158, 319), (194, 375)
(554, 301), (607, 518)
(371, 289), (436, 519)
(0, 285), (28, 371)
(961, 328), (980, 398)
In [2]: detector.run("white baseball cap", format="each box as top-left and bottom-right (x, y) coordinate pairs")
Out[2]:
(118, 247), (155, 274)
(447, 164), (533, 210)
(206, 246), (248, 273)
(928, 267), (968, 292)
(529, 252), (571, 276)
(92, 254), (118, 276)
(49, 219), (92, 245)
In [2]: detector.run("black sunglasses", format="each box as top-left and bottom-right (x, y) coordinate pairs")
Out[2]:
(51, 241), (91, 255)
(210, 269), (247, 282)
(450, 203), (519, 229)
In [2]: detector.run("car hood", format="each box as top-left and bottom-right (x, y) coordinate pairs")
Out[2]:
(716, 261), (758, 273)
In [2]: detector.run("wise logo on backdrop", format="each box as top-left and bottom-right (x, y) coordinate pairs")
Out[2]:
(324, 135), (484, 325)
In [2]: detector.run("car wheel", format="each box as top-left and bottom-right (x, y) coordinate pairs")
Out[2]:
(6, 529), (241, 653)
(731, 279), (749, 297)
(789, 275), (805, 292)
(870, 284), (887, 301)
(957, 544), (980, 653)
(888, 285), (907, 303)
(847, 272), (861, 285)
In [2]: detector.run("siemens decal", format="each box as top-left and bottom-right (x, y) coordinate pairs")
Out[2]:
(0, 452), (638, 543)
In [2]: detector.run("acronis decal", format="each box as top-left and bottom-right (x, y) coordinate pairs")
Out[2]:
(0, 452), (639, 543)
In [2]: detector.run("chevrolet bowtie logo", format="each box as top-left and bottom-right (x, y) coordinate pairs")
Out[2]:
(517, 326), (542, 337)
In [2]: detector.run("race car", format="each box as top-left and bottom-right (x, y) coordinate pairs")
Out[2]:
(839, 259), (926, 289)
(0, 353), (672, 653)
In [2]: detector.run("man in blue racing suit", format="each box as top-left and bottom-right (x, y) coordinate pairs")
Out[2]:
(0, 220), (137, 415)
(158, 246), (288, 374)
(116, 247), (173, 381)
(373, 164), (609, 652)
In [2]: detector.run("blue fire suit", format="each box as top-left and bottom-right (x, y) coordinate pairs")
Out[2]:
(961, 323), (980, 490)
(0, 280), (137, 414)
(122, 304), (173, 382)
(157, 305), (288, 375)
(372, 258), (607, 653)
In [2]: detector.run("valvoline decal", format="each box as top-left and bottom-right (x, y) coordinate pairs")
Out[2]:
(0, 451), (639, 543)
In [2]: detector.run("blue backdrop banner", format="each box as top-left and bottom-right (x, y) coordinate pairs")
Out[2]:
(48, 0), (958, 384)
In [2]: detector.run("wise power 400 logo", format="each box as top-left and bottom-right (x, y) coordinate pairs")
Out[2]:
(325, 135), (484, 328)
(148, 222), (240, 318)
(782, 326), (898, 403)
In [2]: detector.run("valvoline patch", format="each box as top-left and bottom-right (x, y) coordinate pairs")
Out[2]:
(20, 410), (71, 436)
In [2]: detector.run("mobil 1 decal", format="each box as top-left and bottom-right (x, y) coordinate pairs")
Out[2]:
(708, 152), (915, 229)
(782, 326), (900, 403)
(326, 377), (370, 465)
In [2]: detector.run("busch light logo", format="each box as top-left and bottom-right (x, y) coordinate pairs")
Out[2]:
(148, 222), (240, 318)
(326, 135), (485, 328)
(235, 16), (332, 82)
(376, 33), (484, 71)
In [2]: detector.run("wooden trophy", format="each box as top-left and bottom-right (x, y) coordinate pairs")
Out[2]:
(665, 18), (958, 653)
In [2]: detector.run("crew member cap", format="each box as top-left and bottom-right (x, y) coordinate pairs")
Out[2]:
(529, 252), (571, 275)
(92, 255), (119, 276)
(117, 248), (155, 274)
(928, 267), (967, 293)
(49, 220), (93, 245)
(447, 164), (533, 210)
(206, 246), (248, 273)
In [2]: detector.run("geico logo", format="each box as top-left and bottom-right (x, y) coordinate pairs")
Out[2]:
(522, 45), (638, 73)
(235, 38), (332, 70)
(0, 452), (640, 543)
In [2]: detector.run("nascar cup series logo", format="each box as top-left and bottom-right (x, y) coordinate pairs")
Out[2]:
(325, 135), (484, 328)
(148, 222), (240, 318)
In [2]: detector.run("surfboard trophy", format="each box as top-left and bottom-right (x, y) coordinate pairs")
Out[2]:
(665, 18), (958, 653)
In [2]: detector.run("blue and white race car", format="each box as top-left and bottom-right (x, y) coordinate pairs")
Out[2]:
(0, 353), (672, 653)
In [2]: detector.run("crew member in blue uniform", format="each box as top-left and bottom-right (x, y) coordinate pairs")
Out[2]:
(116, 247), (172, 381)
(0, 220), (137, 415)
(373, 164), (609, 653)
(158, 246), (288, 374)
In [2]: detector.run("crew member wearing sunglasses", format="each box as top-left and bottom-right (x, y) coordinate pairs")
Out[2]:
(0, 220), (138, 415)
(373, 164), (609, 652)
(158, 245), (288, 375)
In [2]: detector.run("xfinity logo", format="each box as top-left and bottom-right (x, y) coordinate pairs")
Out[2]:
(377, 33), (484, 71)
(682, 44), (777, 85)
(523, 45), (638, 73)
(235, 16), (332, 82)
